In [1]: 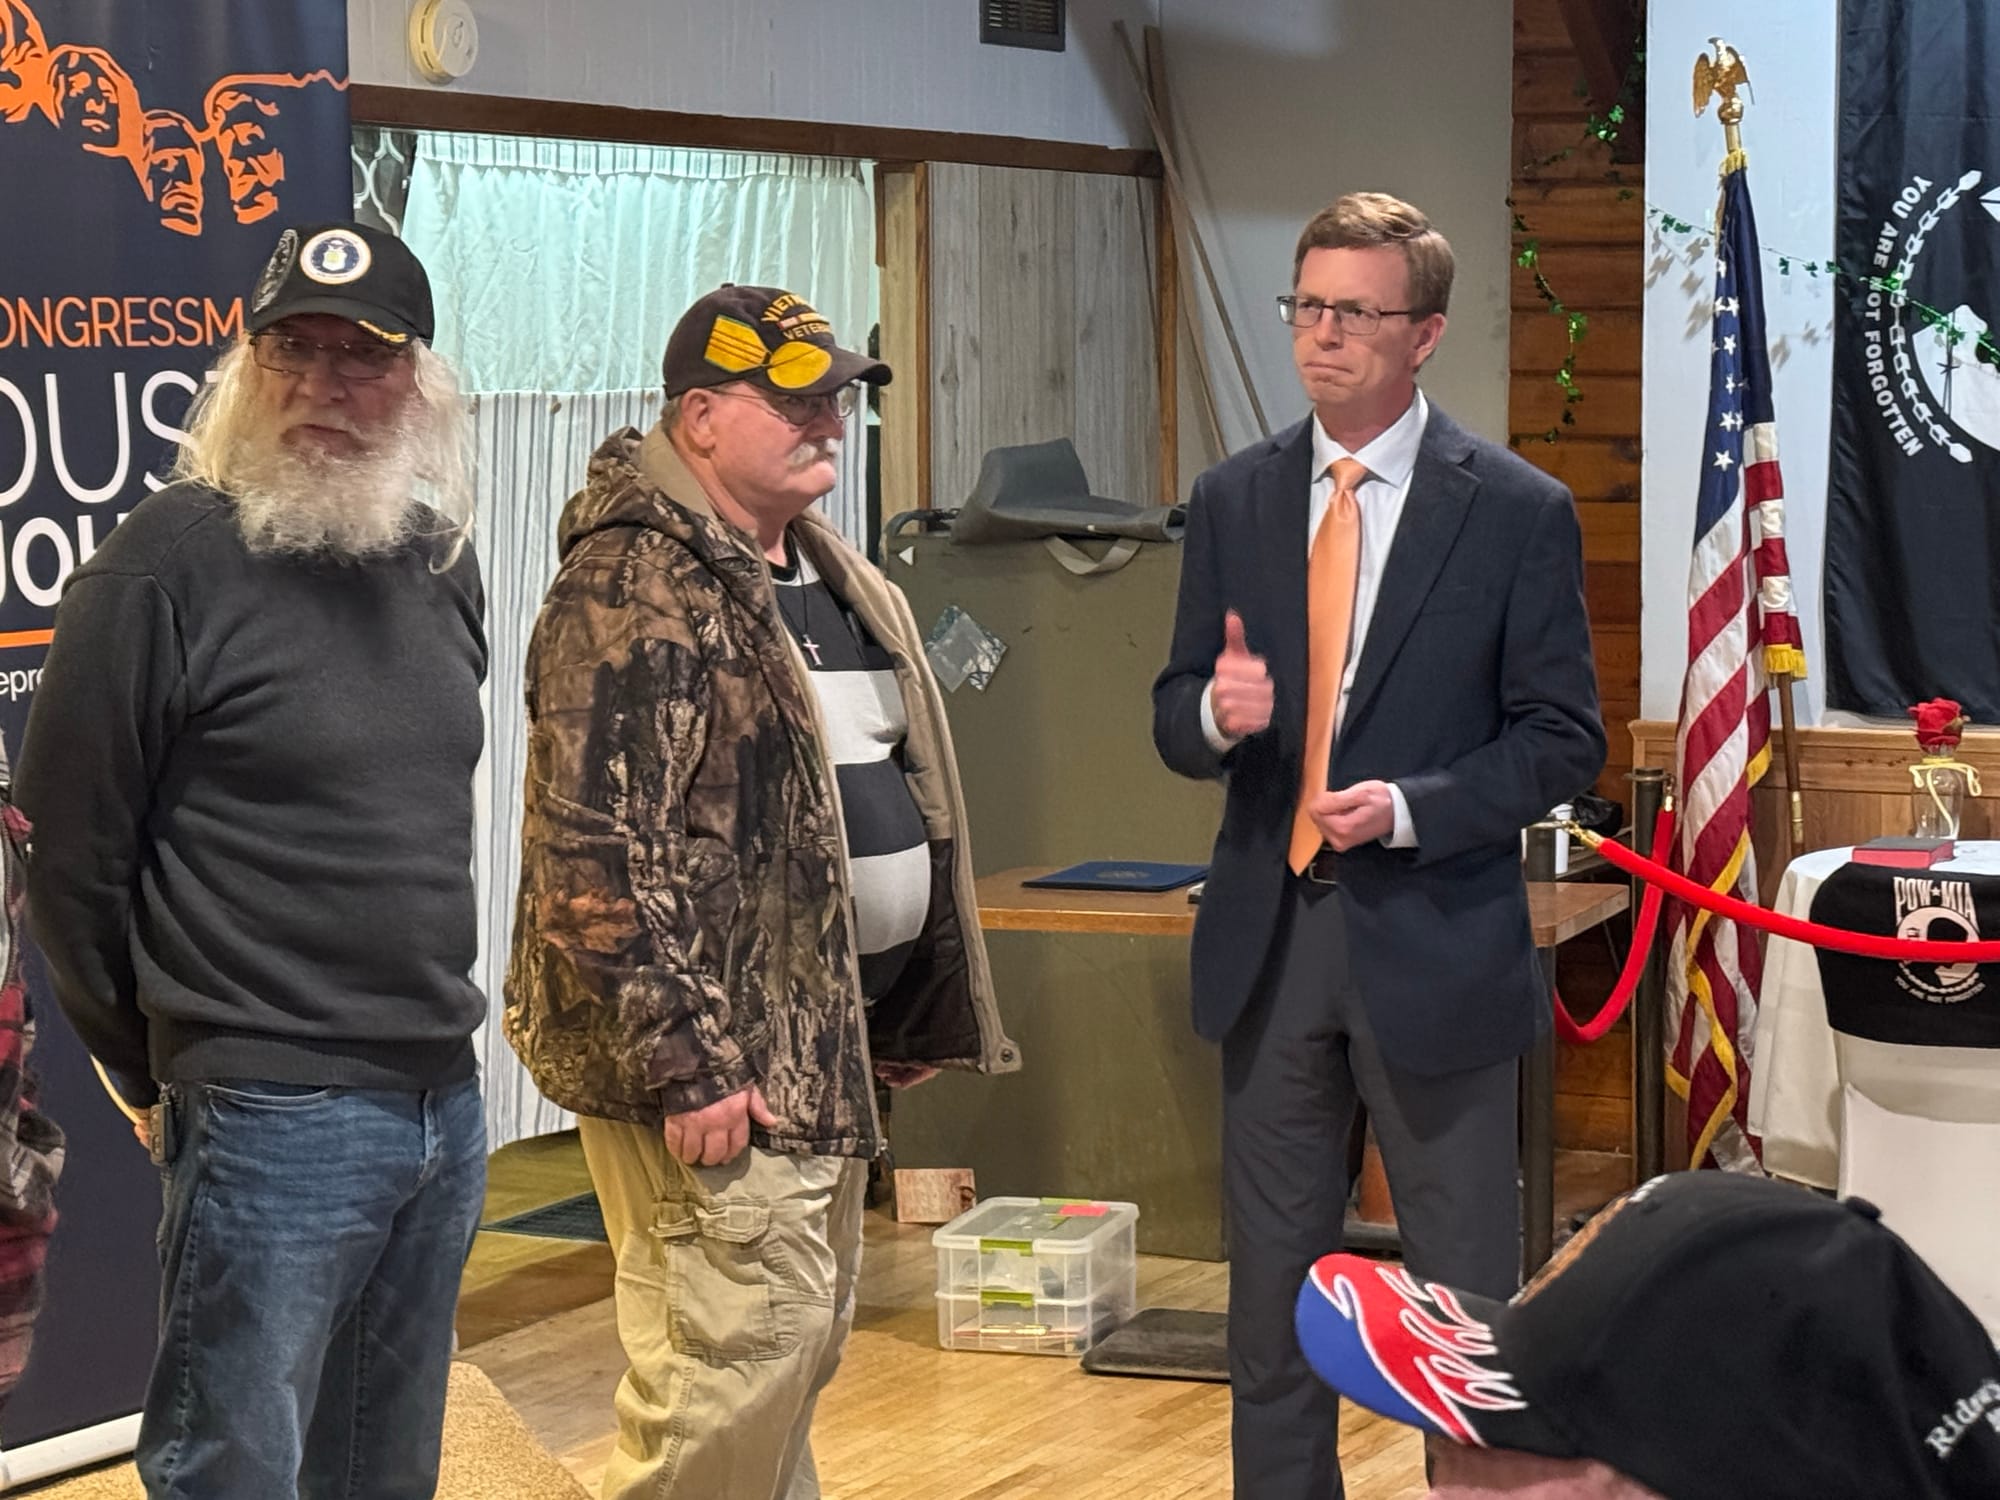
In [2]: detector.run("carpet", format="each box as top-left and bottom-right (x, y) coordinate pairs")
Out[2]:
(13, 1363), (591, 1498)
(482, 1191), (607, 1243)
(1080, 1307), (1229, 1382)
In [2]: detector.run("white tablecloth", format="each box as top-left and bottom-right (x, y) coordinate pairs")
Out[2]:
(1749, 841), (2000, 1187)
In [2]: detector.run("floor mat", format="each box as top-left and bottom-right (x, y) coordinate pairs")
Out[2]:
(12, 1363), (590, 1498)
(481, 1191), (607, 1242)
(1080, 1307), (1229, 1382)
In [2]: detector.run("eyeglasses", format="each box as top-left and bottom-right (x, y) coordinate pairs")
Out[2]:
(1275, 297), (1419, 336)
(251, 332), (408, 382)
(708, 384), (860, 427)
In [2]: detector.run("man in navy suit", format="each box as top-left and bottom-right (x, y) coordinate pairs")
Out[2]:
(1153, 192), (1605, 1498)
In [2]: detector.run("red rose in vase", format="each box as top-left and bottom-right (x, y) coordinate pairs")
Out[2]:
(1909, 697), (1967, 753)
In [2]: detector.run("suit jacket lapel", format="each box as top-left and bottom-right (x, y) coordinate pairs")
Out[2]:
(1341, 408), (1480, 736)
(1255, 421), (1315, 747)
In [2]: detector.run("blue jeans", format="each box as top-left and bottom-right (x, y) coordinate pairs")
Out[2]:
(136, 1078), (486, 1500)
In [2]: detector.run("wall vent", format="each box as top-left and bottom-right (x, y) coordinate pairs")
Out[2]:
(981, 0), (1065, 52)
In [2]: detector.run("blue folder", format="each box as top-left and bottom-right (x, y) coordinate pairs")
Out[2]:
(1023, 860), (1208, 893)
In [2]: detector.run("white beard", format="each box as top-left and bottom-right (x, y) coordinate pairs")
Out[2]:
(229, 407), (428, 560)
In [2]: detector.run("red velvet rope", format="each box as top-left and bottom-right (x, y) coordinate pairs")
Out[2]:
(1587, 828), (2000, 962)
(1550, 807), (1673, 1045)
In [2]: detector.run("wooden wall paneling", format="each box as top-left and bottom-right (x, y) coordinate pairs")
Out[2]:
(1584, 561), (1640, 627)
(928, 162), (983, 511)
(1529, 439), (1641, 501)
(1155, 178), (1180, 504)
(1558, 1094), (1635, 1155)
(1629, 723), (2000, 903)
(915, 163), (932, 513)
(1630, 724), (2000, 797)
(1514, 306), (1641, 373)
(1513, 0), (1645, 1150)
(1513, 51), (1596, 117)
(1509, 248), (1642, 311)
(1071, 175), (1160, 506)
(1145, 27), (1180, 507)
(877, 164), (926, 517)
(1511, 121), (1620, 182)
(1510, 373), (1640, 438)
(930, 165), (1163, 517)
(1513, 0), (1580, 54)
(1552, 0), (1645, 160)
(1510, 0), (1641, 806)
(1509, 182), (1647, 248)
(977, 166), (1076, 462)
(1574, 499), (1640, 558)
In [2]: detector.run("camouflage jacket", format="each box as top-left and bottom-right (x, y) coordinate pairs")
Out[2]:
(505, 425), (1018, 1157)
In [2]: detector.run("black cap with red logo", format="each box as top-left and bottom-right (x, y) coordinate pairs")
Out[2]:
(1295, 1171), (2000, 1498)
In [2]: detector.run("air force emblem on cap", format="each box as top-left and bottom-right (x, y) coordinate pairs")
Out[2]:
(301, 229), (372, 285)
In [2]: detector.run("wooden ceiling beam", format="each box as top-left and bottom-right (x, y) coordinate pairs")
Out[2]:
(1552, 0), (1645, 164)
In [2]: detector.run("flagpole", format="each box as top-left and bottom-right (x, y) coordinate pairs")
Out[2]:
(1698, 39), (1808, 859)
(1774, 673), (1805, 857)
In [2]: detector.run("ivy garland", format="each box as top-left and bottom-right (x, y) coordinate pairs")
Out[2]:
(1514, 40), (2000, 444)
(1512, 46), (1643, 444)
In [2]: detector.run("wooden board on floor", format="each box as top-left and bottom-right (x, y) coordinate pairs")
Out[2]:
(894, 1167), (977, 1224)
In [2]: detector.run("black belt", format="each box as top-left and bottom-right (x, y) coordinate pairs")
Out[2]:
(1298, 847), (1341, 886)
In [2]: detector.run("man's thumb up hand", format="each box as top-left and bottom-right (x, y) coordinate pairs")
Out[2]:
(1210, 610), (1274, 740)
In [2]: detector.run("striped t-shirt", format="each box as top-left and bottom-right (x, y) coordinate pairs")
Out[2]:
(770, 534), (931, 1002)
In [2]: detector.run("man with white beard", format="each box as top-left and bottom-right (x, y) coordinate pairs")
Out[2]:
(506, 285), (1017, 1498)
(18, 221), (487, 1500)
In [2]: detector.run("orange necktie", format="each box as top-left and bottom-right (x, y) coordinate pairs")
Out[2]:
(1289, 457), (1367, 874)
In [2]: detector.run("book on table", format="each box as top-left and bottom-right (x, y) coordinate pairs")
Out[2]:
(1021, 861), (1208, 892)
(1851, 836), (1954, 869)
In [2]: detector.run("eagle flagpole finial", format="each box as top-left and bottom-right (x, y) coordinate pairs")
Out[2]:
(1693, 38), (1752, 170)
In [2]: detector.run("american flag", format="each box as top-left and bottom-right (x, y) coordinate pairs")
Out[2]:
(1667, 163), (1804, 1172)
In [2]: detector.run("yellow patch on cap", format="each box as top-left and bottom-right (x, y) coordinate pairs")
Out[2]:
(356, 320), (412, 345)
(703, 315), (769, 373)
(765, 340), (833, 390)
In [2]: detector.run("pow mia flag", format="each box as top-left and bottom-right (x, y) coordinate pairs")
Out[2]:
(1813, 862), (2000, 1049)
(1827, 0), (2000, 721)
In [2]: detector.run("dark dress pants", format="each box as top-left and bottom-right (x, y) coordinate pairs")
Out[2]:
(1222, 877), (1522, 1499)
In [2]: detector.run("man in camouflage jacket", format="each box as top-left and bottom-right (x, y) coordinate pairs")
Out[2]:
(507, 284), (1017, 1500)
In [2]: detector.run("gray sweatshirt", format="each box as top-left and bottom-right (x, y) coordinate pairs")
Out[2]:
(17, 482), (486, 1105)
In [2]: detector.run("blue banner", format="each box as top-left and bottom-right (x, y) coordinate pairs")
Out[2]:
(0, 0), (349, 1458)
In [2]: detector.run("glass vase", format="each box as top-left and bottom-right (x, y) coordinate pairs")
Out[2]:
(1911, 757), (1967, 839)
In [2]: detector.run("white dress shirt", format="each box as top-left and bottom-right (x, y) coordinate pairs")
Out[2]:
(1202, 389), (1430, 847)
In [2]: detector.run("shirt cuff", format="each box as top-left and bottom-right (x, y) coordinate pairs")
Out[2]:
(1200, 680), (1239, 756)
(1383, 782), (1418, 848)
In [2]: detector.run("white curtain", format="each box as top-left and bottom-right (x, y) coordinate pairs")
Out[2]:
(466, 389), (659, 1144)
(398, 133), (878, 1149)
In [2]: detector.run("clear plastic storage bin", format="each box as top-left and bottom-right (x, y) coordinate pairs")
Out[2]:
(932, 1196), (1139, 1355)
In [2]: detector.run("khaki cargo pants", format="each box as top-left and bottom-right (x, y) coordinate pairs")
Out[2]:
(578, 1117), (868, 1500)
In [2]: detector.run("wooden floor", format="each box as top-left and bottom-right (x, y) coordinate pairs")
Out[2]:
(460, 1134), (1630, 1499)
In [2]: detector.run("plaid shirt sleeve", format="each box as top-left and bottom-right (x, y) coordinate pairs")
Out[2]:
(0, 745), (64, 1411)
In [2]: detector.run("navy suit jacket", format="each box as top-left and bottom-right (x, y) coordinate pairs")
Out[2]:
(1153, 405), (1607, 1075)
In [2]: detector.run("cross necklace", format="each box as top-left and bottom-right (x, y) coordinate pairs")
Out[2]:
(773, 560), (823, 668)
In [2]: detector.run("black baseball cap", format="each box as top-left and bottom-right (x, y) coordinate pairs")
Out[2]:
(662, 284), (889, 399)
(246, 221), (435, 346)
(1295, 1171), (2000, 1499)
